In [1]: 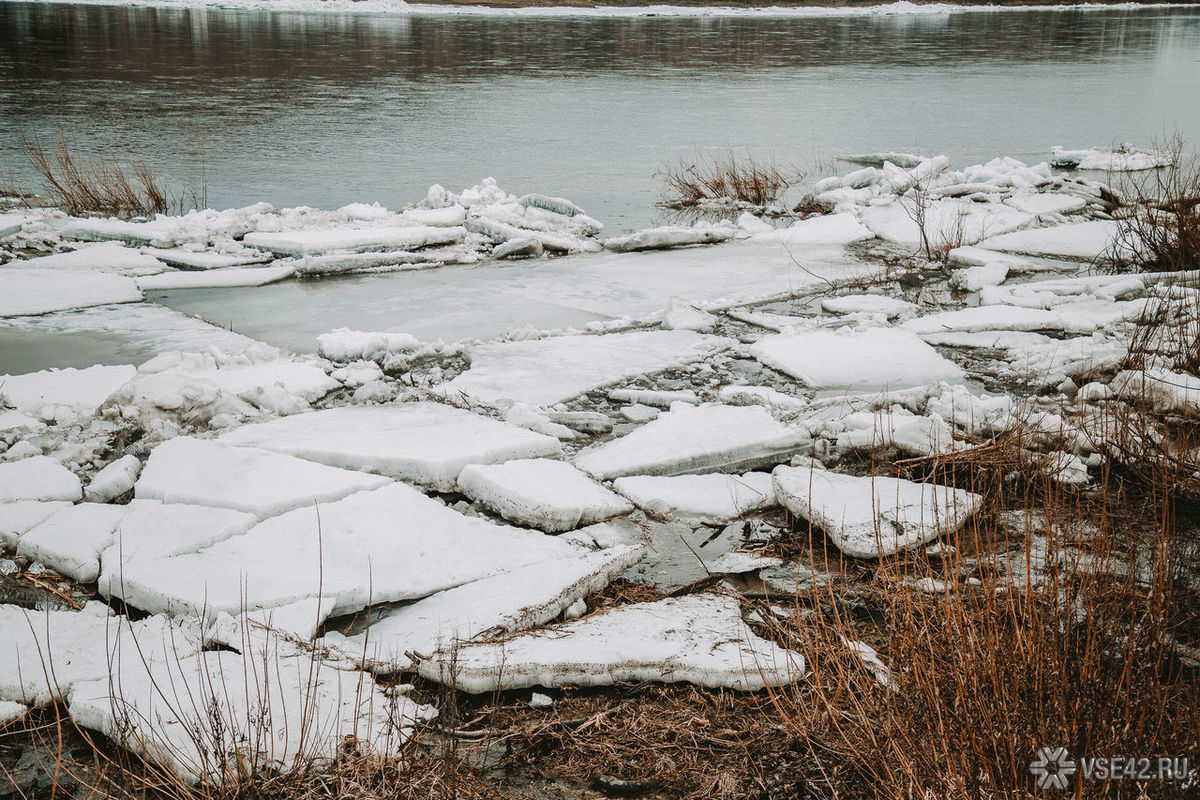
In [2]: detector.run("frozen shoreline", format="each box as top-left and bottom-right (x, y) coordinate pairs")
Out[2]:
(6, 0), (1189, 19)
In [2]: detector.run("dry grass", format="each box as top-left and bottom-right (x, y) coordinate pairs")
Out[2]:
(1108, 135), (1200, 273)
(3, 133), (207, 218)
(659, 150), (794, 209)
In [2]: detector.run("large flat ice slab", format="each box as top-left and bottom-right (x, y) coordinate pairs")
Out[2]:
(103, 483), (582, 619)
(574, 403), (807, 480)
(457, 459), (633, 532)
(419, 593), (804, 693)
(135, 265), (295, 291)
(612, 472), (777, 524)
(442, 330), (729, 406)
(13, 243), (166, 276)
(218, 403), (562, 491)
(773, 466), (982, 558)
(0, 269), (143, 317)
(243, 225), (465, 257)
(861, 200), (1032, 248)
(976, 221), (1122, 260)
(750, 327), (963, 390)
(17, 503), (128, 583)
(351, 546), (644, 671)
(68, 627), (436, 785)
(0, 457), (82, 503)
(135, 437), (391, 518)
(0, 365), (136, 415)
(0, 501), (74, 549)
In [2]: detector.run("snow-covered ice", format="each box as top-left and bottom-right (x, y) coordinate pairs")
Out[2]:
(0, 364), (136, 415)
(317, 328), (420, 362)
(0, 700), (25, 727)
(83, 454), (142, 503)
(0, 456), (82, 503)
(0, 501), (73, 549)
(351, 546), (645, 670)
(12, 242), (166, 276)
(976, 220), (1122, 260)
(1050, 144), (1173, 172)
(754, 212), (874, 245)
(16, 503), (129, 583)
(242, 225), (465, 257)
(0, 269), (143, 317)
(603, 223), (734, 252)
(750, 327), (963, 389)
(135, 264), (295, 291)
(442, 330), (728, 407)
(419, 593), (803, 693)
(575, 403), (807, 480)
(105, 483), (581, 619)
(457, 459), (633, 532)
(860, 199), (1032, 249)
(135, 437), (392, 518)
(773, 466), (982, 558)
(820, 294), (916, 317)
(218, 403), (562, 492)
(612, 472), (776, 524)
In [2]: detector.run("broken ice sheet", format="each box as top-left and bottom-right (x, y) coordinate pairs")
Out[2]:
(418, 593), (803, 693)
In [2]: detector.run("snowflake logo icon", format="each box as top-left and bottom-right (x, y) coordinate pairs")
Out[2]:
(1029, 746), (1077, 790)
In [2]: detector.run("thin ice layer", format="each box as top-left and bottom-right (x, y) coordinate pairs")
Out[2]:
(750, 327), (963, 389)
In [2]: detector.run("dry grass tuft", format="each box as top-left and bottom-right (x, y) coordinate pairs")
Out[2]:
(659, 150), (794, 209)
(1108, 135), (1200, 273)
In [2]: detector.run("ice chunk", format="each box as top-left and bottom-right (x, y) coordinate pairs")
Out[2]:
(820, 294), (916, 317)
(403, 204), (467, 226)
(419, 593), (803, 693)
(242, 225), (465, 257)
(316, 328), (421, 362)
(575, 403), (807, 480)
(84, 455), (142, 503)
(607, 388), (699, 408)
(136, 437), (391, 518)
(13, 242), (166, 276)
(99, 501), (257, 581)
(708, 552), (783, 574)
(352, 546), (644, 671)
(948, 261), (1009, 291)
(135, 265), (295, 291)
(519, 193), (587, 218)
(442, 330), (728, 407)
(835, 414), (955, 458)
(139, 247), (272, 270)
(750, 327), (963, 389)
(661, 297), (718, 332)
(902, 305), (1060, 334)
(0, 604), (202, 706)
(860, 199), (1032, 249)
(603, 223), (735, 253)
(0, 411), (44, 433)
(68, 627), (435, 785)
(457, 459), (633, 533)
(0, 501), (73, 549)
(17, 503), (128, 583)
(492, 237), (543, 259)
(1113, 369), (1200, 416)
(1003, 193), (1087, 216)
(0, 269), (142, 317)
(0, 457), (81, 503)
(0, 700), (26, 727)
(219, 403), (561, 492)
(105, 483), (581, 619)
(717, 384), (808, 412)
(837, 152), (923, 169)
(0, 365), (136, 415)
(1050, 144), (1173, 172)
(773, 466), (981, 558)
(0, 214), (28, 240)
(612, 472), (776, 524)
(755, 212), (874, 245)
(976, 221), (1122, 260)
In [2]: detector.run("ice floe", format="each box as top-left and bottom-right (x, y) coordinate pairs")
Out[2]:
(0, 456), (82, 503)
(418, 593), (803, 693)
(1050, 144), (1173, 172)
(612, 471), (777, 524)
(219, 403), (562, 491)
(16, 503), (128, 583)
(1, 270), (143, 317)
(11, 242), (166, 276)
(457, 458), (633, 532)
(0, 364), (136, 416)
(773, 466), (982, 558)
(83, 453), (141, 503)
(575, 403), (807, 480)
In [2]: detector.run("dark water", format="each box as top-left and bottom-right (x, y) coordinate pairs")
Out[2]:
(1, 3), (1199, 230)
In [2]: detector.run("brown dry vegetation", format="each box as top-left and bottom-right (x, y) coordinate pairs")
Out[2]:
(658, 151), (794, 209)
(1109, 136), (1200, 274)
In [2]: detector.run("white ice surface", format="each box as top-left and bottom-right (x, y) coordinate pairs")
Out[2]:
(0, 364), (136, 415)
(0, 700), (25, 727)
(0, 501), (73, 549)
(902, 305), (1060, 334)
(603, 223), (734, 252)
(820, 294), (916, 317)
(317, 328), (420, 361)
(0, 215), (28, 240)
(135, 264), (295, 290)
(140, 247), (272, 270)
(350, 545), (645, 670)
(419, 593), (803, 693)
(68, 626), (435, 785)
(218, 403), (562, 491)
(750, 327), (963, 389)
(0, 270), (143, 317)
(105, 483), (581, 619)
(442, 330), (728, 406)
(612, 472), (777, 524)
(773, 466), (982, 558)
(754, 212), (874, 245)
(1050, 144), (1173, 172)
(1003, 192), (1087, 216)
(575, 403), (807, 480)
(17, 503), (129, 583)
(243, 225), (465, 257)
(11, 242), (166, 276)
(0, 457), (82, 503)
(860, 199), (1032, 248)
(136, 437), (392, 518)
(83, 455), (142, 503)
(457, 458), (633, 532)
(976, 221), (1122, 260)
